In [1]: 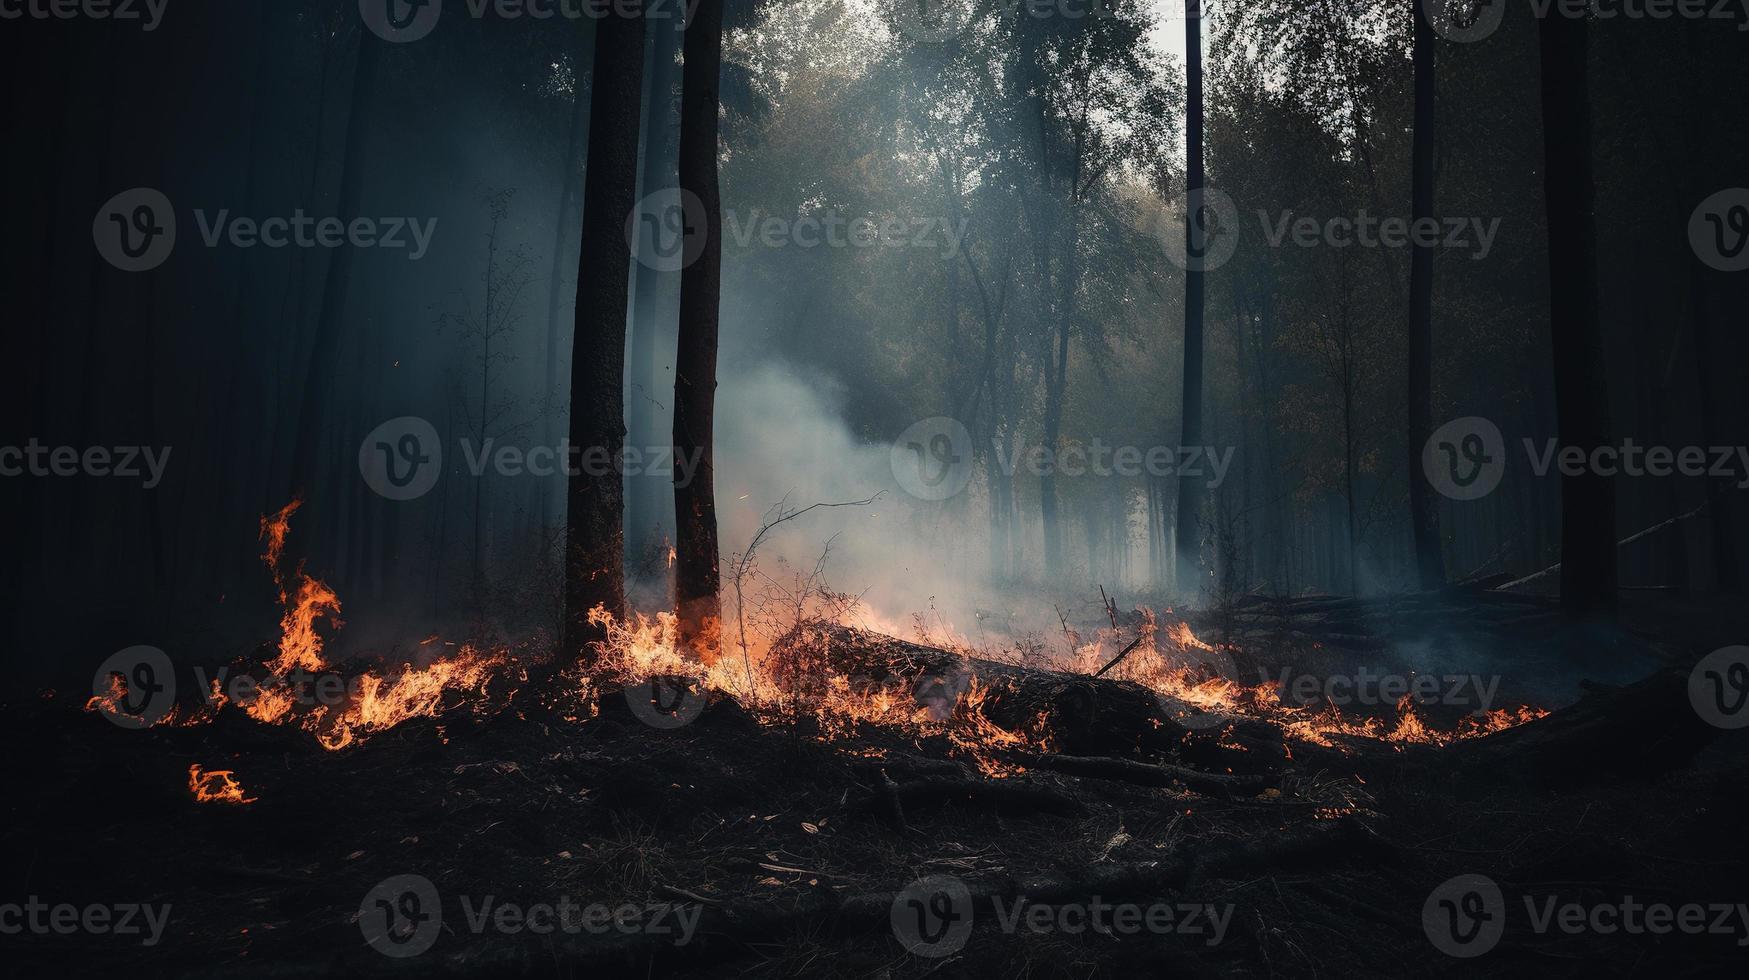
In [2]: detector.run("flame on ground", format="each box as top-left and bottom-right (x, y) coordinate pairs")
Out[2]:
(188, 764), (256, 805)
(1073, 611), (1550, 750)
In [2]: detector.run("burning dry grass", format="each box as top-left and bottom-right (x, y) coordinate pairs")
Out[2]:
(1067, 609), (1549, 750)
(85, 500), (1550, 808)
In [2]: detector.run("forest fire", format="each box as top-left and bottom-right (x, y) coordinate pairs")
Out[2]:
(1076, 611), (1550, 750)
(187, 764), (255, 806)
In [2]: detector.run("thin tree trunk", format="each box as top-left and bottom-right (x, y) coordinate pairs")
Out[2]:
(1175, 0), (1207, 598)
(1537, 12), (1616, 616)
(672, 0), (725, 663)
(564, 3), (647, 661)
(1408, 0), (1444, 590)
(542, 21), (594, 533)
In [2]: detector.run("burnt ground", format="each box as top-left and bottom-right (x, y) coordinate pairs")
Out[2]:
(3, 590), (1748, 978)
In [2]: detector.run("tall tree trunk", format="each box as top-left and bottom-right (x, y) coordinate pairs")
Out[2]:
(564, 4), (647, 661)
(1537, 13), (1616, 616)
(542, 21), (595, 533)
(1408, 0), (1445, 590)
(287, 29), (381, 503)
(627, 13), (683, 571)
(1175, 0), (1207, 598)
(672, 0), (725, 663)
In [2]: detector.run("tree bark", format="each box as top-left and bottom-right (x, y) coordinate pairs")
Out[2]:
(542, 21), (594, 533)
(287, 28), (381, 502)
(1175, 0), (1207, 598)
(672, 0), (725, 663)
(1408, 0), (1445, 590)
(1537, 12), (1617, 617)
(627, 13), (683, 569)
(564, 3), (648, 661)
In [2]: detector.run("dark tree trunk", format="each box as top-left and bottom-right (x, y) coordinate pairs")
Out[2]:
(1175, 0), (1206, 597)
(542, 21), (595, 533)
(564, 4), (648, 660)
(287, 29), (381, 503)
(627, 13), (683, 570)
(1408, 0), (1445, 591)
(672, 0), (725, 663)
(1537, 13), (1617, 616)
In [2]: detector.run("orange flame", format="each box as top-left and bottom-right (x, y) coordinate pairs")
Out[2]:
(188, 764), (256, 805)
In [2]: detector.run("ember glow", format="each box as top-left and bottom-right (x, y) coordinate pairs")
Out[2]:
(188, 764), (255, 805)
(1073, 611), (1550, 750)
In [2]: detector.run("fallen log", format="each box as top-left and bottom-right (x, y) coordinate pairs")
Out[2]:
(779, 622), (1294, 775)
